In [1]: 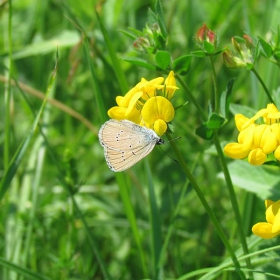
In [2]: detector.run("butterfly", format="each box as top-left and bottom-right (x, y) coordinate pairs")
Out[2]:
(98, 119), (164, 172)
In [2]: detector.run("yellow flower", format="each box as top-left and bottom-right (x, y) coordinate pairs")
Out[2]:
(137, 77), (165, 100)
(108, 76), (166, 124)
(108, 86), (142, 123)
(141, 96), (174, 136)
(224, 104), (280, 165)
(107, 71), (178, 136)
(263, 103), (280, 124)
(235, 114), (251, 131)
(163, 71), (179, 99)
(252, 199), (280, 239)
(224, 124), (254, 160)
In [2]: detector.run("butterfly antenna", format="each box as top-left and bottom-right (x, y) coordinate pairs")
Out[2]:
(158, 136), (181, 164)
(167, 136), (181, 143)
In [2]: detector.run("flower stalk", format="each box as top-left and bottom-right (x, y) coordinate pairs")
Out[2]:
(166, 132), (246, 280)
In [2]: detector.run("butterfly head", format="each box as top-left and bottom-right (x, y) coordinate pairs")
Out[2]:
(156, 138), (165, 145)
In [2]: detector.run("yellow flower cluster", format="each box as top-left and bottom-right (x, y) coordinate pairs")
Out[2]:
(108, 71), (178, 136)
(224, 104), (280, 165)
(252, 199), (280, 239)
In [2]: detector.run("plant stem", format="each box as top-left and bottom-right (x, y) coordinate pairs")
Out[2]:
(209, 55), (219, 112)
(212, 132), (253, 278)
(166, 133), (246, 280)
(176, 75), (207, 121)
(251, 67), (274, 103)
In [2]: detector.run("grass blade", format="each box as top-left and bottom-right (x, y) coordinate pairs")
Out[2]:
(0, 58), (57, 201)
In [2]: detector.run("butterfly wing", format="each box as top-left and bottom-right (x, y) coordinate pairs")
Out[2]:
(98, 120), (159, 172)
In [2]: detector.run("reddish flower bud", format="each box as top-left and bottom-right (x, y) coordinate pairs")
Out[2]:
(231, 37), (242, 56)
(196, 23), (209, 43)
(243, 34), (254, 49)
(223, 49), (246, 69)
(133, 37), (150, 50)
(195, 23), (217, 51)
(207, 29), (216, 44)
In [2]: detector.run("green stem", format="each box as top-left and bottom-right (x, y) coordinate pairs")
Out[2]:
(212, 132), (253, 278)
(209, 56), (252, 276)
(209, 55), (219, 112)
(166, 133), (246, 280)
(251, 67), (274, 103)
(176, 75), (207, 121)
(4, 0), (13, 170)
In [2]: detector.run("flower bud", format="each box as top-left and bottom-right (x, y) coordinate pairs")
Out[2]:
(223, 50), (246, 69)
(195, 23), (217, 47)
(231, 37), (243, 56)
(133, 37), (150, 51)
(243, 34), (254, 49)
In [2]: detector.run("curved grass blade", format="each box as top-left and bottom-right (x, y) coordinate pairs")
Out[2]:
(0, 57), (57, 201)
(0, 257), (51, 280)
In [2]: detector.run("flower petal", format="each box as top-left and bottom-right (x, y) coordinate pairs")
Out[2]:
(108, 106), (126, 120)
(164, 71), (179, 99)
(274, 146), (280, 161)
(154, 119), (167, 136)
(260, 128), (277, 154)
(235, 114), (250, 131)
(224, 143), (249, 159)
(272, 211), (280, 233)
(252, 222), (278, 239)
(141, 96), (175, 124)
(241, 125), (255, 150)
(126, 91), (143, 116)
(265, 199), (275, 209)
(248, 148), (266, 165)
(266, 200), (280, 224)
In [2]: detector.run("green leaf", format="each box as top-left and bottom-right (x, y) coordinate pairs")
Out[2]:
(274, 51), (280, 61)
(190, 50), (206, 57)
(218, 161), (280, 199)
(118, 29), (138, 40)
(10, 30), (80, 59)
(257, 37), (273, 58)
(195, 113), (225, 140)
(208, 113), (226, 129)
(155, 50), (171, 69)
(147, 8), (158, 25)
(155, 0), (167, 38)
(173, 55), (192, 75)
(230, 104), (256, 118)
(203, 40), (215, 54)
(220, 78), (234, 119)
(127, 26), (144, 37)
(122, 57), (157, 70)
(195, 123), (214, 140)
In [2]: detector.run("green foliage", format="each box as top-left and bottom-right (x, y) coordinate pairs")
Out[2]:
(1, 0), (280, 279)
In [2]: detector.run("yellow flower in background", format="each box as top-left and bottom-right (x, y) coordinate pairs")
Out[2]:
(235, 114), (251, 131)
(224, 104), (280, 165)
(164, 71), (179, 99)
(252, 200), (280, 239)
(141, 96), (175, 135)
(107, 71), (178, 136)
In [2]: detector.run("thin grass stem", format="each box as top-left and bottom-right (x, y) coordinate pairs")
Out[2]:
(166, 133), (246, 280)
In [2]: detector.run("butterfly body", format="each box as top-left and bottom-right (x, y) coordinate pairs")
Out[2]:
(98, 119), (164, 172)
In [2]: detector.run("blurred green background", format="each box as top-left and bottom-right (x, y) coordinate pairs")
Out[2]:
(1, 0), (280, 279)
